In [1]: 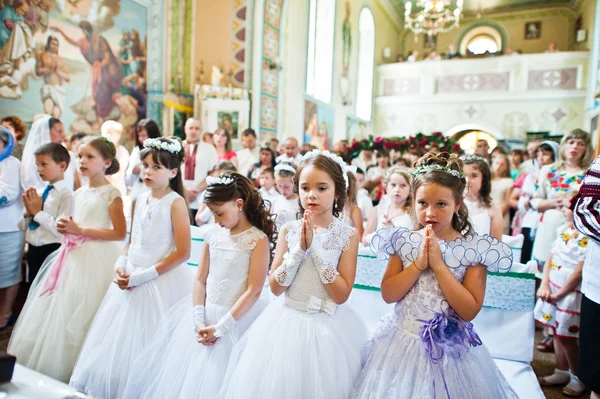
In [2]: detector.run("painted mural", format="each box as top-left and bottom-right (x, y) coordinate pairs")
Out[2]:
(0, 0), (147, 133)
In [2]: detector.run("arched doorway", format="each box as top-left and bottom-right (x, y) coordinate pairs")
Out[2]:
(444, 123), (504, 153)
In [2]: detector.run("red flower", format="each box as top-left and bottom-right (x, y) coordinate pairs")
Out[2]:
(384, 141), (393, 150)
(374, 136), (385, 145)
(453, 143), (461, 151)
(419, 138), (428, 147)
(351, 141), (361, 151)
(433, 131), (442, 137)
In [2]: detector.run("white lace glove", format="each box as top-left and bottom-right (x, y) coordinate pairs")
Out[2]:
(114, 255), (128, 271)
(192, 305), (206, 332)
(128, 266), (159, 287)
(273, 246), (306, 286)
(214, 312), (236, 338)
(308, 236), (339, 284)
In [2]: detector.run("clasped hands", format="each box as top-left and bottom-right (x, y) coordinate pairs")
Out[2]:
(195, 323), (218, 346)
(413, 225), (444, 272)
(300, 210), (314, 252)
(22, 188), (43, 217)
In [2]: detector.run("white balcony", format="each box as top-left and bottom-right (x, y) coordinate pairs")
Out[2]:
(373, 51), (590, 140)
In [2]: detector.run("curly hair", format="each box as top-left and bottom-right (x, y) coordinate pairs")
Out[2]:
(294, 154), (347, 218)
(412, 152), (472, 234)
(462, 156), (493, 208)
(139, 137), (186, 201)
(203, 172), (276, 258)
(0, 115), (26, 141)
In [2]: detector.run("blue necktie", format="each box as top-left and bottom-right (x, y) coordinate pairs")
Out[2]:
(29, 185), (54, 230)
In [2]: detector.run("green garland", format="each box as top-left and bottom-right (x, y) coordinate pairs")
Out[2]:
(341, 132), (462, 162)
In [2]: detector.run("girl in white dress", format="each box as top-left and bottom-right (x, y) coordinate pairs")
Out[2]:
(122, 172), (274, 398)
(9, 137), (127, 382)
(341, 170), (364, 238)
(461, 155), (503, 240)
(69, 137), (193, 398)
(271, 162), (300, 229)
(124, 119), (161, 201)
(491, 153), (515, 235)
(218, 150), (368, 399)
(353, 152), (517, 398)
(362, 166), (414, 246)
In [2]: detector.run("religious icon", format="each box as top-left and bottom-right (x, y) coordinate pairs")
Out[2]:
(525, 22), (541, 40)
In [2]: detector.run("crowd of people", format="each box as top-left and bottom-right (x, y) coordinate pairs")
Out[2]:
(0, 113), (599, 399)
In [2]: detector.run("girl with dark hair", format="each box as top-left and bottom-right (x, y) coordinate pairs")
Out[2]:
(122, 172), (274, 398)
(354, 152), (516, 399)
(9, 136), (127, 382)
(70, 137), (193, 399)
(462, 154), (503, 240)
(219, 150), (367, 398)
(125, 119), (162, 200)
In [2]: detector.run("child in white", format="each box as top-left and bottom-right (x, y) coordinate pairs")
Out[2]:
(271, 162), (299, 229)
(534, 206), (587, 395)
(69, 137), (193, 398)
(258, 167), (280, 210)
(9, 137), (127, 382)
(122, 172), (273, 398)
(362, 167), (414, 246)
(354, 168), (373, 222)
(218, 150), (368, 399)
(353, 153), (517, 398)
(461, 155), (503, 240)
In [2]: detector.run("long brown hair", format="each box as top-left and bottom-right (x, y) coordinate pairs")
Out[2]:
(346, 171), (357, 207)
(83, 136), (120, 175)
(412, 152), (472, 234)
(294, 154), (347, 218)
(139, 137), (187, 202)
(214, 128), (232, 152)
(385, 166), (412, 211)
(203, 172), (276, 256)
(462, 155), (492, 207)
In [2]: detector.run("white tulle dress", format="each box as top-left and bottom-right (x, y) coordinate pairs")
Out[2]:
(121, 224), (267, 399)
(352, 228), (518, 398)
(8, 184), (122, 382)
(69, 191), (194, 398)
(218, 219), (368, 399)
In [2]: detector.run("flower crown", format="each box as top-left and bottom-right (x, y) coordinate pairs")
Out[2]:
(274, 163), (296, 174)
(99, 136), (116, 154)
(303, 149), (349, 188)
(411, 164), (464, 179)
(143, 138), (182, 154)
(206, 175), (235, 186)
(460, 154), (489, 165)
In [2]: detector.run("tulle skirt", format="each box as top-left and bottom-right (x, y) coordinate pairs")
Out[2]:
(122, 296), (266, 399)
(217, 299), (368, 399)
(69, 263), (194, 399)
(352, 314), (519, 399)
(8, 240), (120, 382)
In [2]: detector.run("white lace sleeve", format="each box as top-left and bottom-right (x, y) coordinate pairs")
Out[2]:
(308, 234), (339, 284)
(274, 222), (305, 286)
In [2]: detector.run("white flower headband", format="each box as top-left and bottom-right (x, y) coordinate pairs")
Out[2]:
(206, 175), (234, 186)
(460, 154), (489, 165)
(143, 138), (182, 154)
(274, 163), (296, 174)
(411, 164), (464, 179)
(303, 149), (349, 188)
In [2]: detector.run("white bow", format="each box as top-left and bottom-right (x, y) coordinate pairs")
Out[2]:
(306, 295), (337, 316)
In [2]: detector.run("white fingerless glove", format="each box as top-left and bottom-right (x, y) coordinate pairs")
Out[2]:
(273, 246), (306, 286)
(214, 312), (236, 338)
(192, 304), (206, 332)
(308, 236), (339, 284)
(128, 266), (159, 287)
(114, 255), (128, 271)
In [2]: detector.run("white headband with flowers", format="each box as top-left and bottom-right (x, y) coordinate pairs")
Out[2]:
(303, 149), (349, 188)
(143, 138), (182, 154)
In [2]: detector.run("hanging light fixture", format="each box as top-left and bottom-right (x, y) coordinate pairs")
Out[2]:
(404, 0), (464, 36)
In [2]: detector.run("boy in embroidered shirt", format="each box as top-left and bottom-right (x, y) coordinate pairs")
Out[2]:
(18, 143), (74, 282)
(355, 167), (373, 222)
(258, 167), (280, 210)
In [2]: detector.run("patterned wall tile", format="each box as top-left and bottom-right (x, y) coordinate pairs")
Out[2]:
(383, 78), (421, 96)
(260, 0), (283, 138)
(437, 72), (510, 93)
(527, 68), (578, 90)
(230, 0), (249, 86)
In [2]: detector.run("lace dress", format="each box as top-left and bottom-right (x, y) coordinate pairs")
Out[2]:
(218, 219), (368, 399)
(464, 197), (491, 236)
(122, 225), (267, 399)
(353, 228), (518, 399)
(8, 184), (122, 382)
(69, 191), (194, 398)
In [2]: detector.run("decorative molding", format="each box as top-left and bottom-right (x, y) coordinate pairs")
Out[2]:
(437, 72), (510, 93)
(231, 0), (250, 86)
(527, 68), (578, 90)
(383, 78), (421, 96)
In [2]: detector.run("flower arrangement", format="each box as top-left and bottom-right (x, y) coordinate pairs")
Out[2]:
(341, 132), (462, 162)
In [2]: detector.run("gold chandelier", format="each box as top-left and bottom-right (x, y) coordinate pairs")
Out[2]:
(404, 0), (464, 36)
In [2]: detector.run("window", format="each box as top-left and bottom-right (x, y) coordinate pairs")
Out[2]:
(305, 0), (336, 103)
(355, 8), (375, 121)
(467, 34), (499, 55)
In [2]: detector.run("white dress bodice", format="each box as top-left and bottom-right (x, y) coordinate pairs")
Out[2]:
(128, 191), (180, 268)
(204, 225), (266, 307)
(464, 197), (491, 236)
(284, 219), (356, 303)
(73, 184), (120, 230)
(272, 196), (300, 228)
(376, 196), (414, 231)
(374, 229), (512, 336)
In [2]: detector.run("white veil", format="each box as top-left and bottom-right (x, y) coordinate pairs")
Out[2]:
(20, 116), (51, 192)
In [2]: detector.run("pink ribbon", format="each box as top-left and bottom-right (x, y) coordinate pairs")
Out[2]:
(38, 234), (89, 296)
